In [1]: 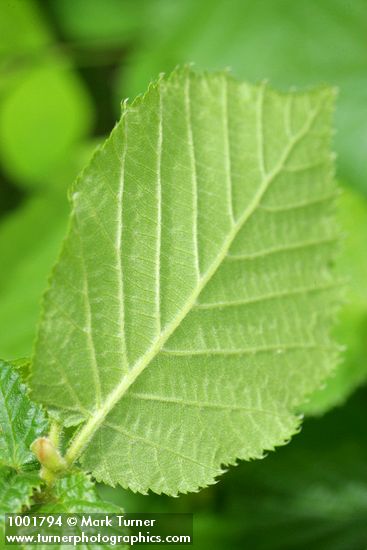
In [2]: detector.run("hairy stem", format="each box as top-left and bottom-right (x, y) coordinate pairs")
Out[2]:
(49, 420), (62, 449)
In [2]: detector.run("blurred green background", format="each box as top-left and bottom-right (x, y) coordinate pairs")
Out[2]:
(1, 0), (367, 548)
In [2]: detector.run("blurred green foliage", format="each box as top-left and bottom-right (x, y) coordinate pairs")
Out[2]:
(51, 0), (144, 45)
(0, 63), (92, 186)
(0, 0), (50, 59)
(304, 189), (367, 414)
(0, 0), (366, 548)
(0, 1), (93, 188)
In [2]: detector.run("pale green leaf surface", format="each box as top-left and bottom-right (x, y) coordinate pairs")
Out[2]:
(0, 361), (48, 469)
(31, 70), (339, 494)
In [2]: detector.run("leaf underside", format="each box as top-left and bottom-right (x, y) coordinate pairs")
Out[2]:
(31, 69), (340, 495)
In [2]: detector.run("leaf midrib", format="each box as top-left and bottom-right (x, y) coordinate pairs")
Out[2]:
(65, 97), (323, 466)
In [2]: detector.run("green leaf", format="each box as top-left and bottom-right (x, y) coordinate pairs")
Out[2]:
(0, 360), (48, 470)
(121, 0), (367, 196)
(0, 468), (41, 516)
(37, 472), (122, 514)
(31, 69), (340, 495)
(9, 359), (31, 382)
(23, 473), (125, 550)
(0, 468), (41, 548)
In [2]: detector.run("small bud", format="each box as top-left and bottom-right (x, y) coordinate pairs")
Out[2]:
(30, 437), (66, 473)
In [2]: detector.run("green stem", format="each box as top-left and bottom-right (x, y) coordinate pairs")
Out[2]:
(49, 421), (62, 449)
